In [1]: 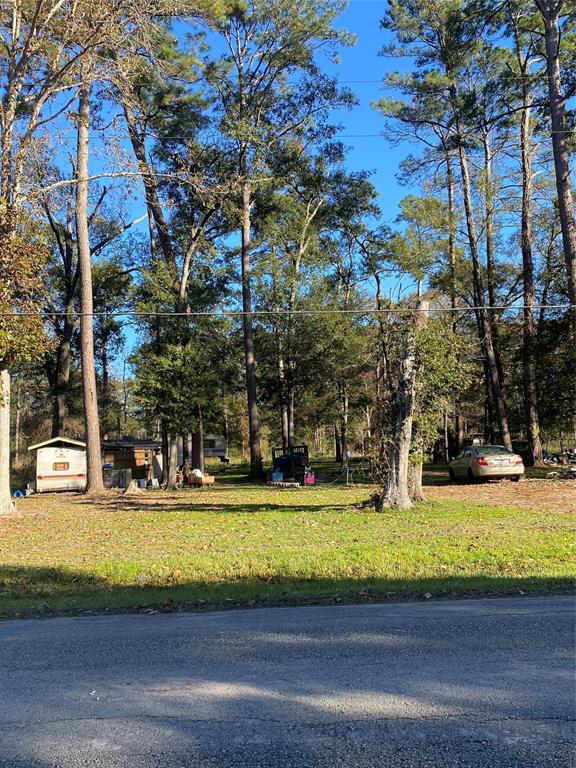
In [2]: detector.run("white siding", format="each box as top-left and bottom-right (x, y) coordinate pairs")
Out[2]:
(36, 447), (87, 492)
(203, 434), (227, 458)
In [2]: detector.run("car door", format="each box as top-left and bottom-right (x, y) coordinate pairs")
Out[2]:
(452, 449), (467, 477)
(456, 448), (473, 477)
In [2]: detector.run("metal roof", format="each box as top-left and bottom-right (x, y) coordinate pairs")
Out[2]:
(28, 437), (86, 451)
(101, 439), (161, 450)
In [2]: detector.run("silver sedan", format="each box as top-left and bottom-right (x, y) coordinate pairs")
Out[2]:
(449, 445), (525, 482)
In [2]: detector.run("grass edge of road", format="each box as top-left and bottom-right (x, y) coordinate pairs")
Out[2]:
(1, 578), (574, 621)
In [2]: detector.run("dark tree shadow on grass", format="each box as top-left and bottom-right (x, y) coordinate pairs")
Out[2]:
(0, 564), (573, 619)
(103, 500), (359, 514)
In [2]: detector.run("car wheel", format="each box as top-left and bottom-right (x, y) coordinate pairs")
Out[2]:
(448, 467), (456, 482)
(510, 475), (521, 482)
(467, 469), (476, 483)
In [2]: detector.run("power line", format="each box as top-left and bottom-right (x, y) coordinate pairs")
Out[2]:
(6, 304), (574, 318)
(339, 74), (576, 82)
(86, 131), (575, 139)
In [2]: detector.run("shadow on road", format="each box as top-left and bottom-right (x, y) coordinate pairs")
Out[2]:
(0, 596), (573, 767)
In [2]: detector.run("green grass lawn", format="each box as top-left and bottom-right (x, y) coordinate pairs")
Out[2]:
(0, 478), (574, 618)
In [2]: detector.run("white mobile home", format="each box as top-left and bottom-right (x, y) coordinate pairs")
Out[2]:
(203, 434), (227, 460)
(28, 437), (87, 493)
(177, 434), (228, 467)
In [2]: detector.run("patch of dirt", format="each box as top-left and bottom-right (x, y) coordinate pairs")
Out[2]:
(426, 478), (576, 514)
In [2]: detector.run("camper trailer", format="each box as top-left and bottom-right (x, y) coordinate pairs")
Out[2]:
(203, 434), (228, 462)
(178, 435), (228, 466)
(28, 437), (87, 493)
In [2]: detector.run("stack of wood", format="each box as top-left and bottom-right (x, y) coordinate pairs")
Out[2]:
(187, 472), (215, 487)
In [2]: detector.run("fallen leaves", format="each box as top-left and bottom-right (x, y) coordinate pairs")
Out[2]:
(427, 479), (576, 515)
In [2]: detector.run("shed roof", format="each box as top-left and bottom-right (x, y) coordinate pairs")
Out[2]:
(101, 438), (161, 450)
(28, 437), (86, 452)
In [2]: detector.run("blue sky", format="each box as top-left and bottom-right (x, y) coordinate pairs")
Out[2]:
(326, 0), (414, 223)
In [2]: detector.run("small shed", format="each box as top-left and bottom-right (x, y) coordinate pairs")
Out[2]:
(28, 437), (87, 493)
(101, 438), (162, 481)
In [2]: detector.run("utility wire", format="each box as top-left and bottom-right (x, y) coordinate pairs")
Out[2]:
(5, 304), (573, 318)
(47, 127), (576, 141)
(338, 75), (576, 82)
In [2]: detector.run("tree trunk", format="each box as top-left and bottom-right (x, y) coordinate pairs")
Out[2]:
(166, 434), (178, 490)
(122, 99), (178, 277)
(455, 409), (464, 454)
(446, 150), (464, 451)
(286, 252), (301, 451)
(223, 406), (229, 458)
(340, 384), (349, 467)
(409, 463), (425, 502)
(334, 422), (342, 464)
(409, 427), (425, 502)
(182, 434), (190, 466)
(281, 401), (289, 448)
(383, 339), (415, 511)
(240, 182), (263, 477)
(408, 466), (423, 501)
(456, 136), (512, 450)
(446, 151), (458, 326)
(191, 430), (205, 474)
(278, 353), (289, 448)
(0, 367), (16, 514)
(191, 407), (205, 474)
(14, 381), (21, 464)
(381, 301), (429, 511)
(273, 268), (287, 448)
(443, 411), (450, 463)
(161, 425), (169, 485)
(76, 72), (103, 493)
(517, 52), (544, 467)
(374, 272), (395, 398)
(122, 360), (130, 430)
(51, 317), (74, 437)
(101, 338), (110, 438)
(287, 387), (295, 449)
(363, 406), (372, 454)
(482, 131), (505, 387)
(314, 422), (322, 455)
(538, 2), (576, 342)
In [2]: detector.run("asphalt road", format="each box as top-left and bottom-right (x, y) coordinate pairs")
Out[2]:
(0, 596), (574, 768)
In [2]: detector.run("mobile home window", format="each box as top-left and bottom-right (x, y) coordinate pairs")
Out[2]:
(53, 462), (69, 471)
(204, 439), (216, 449)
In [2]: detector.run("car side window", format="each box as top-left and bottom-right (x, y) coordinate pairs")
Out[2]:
(463, 448), (472, 457)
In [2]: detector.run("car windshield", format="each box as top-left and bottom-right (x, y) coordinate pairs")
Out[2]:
(475, 445), (512, 455)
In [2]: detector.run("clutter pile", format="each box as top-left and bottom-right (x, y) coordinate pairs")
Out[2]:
(269, 445), (315, 488)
